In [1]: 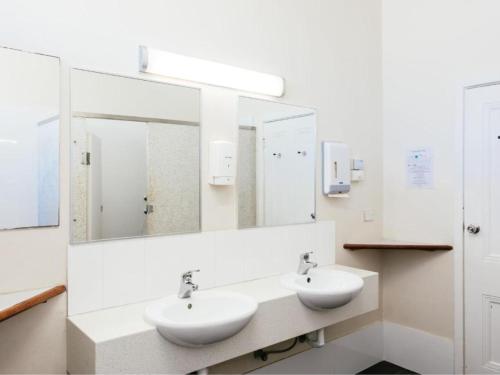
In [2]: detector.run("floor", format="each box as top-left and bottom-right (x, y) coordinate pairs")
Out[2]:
(357, 361), (418, 374)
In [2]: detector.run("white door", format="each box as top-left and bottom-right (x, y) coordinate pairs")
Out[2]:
(84, 119), (148, 239)
(263, 114), (315, 226)
(86, 133), (102, 241)
(464, 83), (500, 374)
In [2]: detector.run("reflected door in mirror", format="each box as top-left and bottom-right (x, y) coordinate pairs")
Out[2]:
(238, 97), (316, 229)
(263, 114), (315, 226)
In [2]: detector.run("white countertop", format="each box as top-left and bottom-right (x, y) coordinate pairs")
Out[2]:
(68, 264), (377, 344)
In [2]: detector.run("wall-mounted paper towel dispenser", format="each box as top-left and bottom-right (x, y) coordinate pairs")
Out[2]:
(322, 141), (351, 196)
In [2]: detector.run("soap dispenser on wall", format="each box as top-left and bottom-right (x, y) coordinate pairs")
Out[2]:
(208, 140), (236, 185)
(322, 141), (351, 197)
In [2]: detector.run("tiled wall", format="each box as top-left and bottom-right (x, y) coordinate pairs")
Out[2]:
(68, 221), (335, 315)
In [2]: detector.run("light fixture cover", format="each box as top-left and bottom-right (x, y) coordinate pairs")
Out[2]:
(139, 46), (284, 97)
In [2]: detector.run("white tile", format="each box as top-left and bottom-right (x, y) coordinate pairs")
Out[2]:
(214, 229), (252, 286)
(102, 238), (145, 308)
(285, 223), (318, 270)
(68, 243), (103, 315)
(316, 220), (335, 265)
(249, 226), (290, 278)
(144, 236), (178, 299)
(68, 222), (337, 313)
(213, 223), (336, 287)
(144, 232), (216, 299)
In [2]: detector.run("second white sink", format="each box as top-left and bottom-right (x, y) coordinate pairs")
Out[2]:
(144, 291), (258, 347)
(281, 268), (364, 310)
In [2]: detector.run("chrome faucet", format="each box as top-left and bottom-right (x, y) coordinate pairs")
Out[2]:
(297, 251), (317, 275)
(178, 269), (199, 298)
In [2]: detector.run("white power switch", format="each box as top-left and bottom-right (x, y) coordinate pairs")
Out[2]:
(208, 141), (236, 185)
(351, 159), (365, 182)
(363, 209), (375, 222)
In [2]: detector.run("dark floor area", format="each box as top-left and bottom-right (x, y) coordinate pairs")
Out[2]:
(357, 361), (418, 375)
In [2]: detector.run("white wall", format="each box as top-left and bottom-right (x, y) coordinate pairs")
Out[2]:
(382, 0), (500, 339)
(0, 1), (382, 373)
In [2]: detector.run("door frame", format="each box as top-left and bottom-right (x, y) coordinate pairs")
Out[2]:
(455, 77), (500, 374)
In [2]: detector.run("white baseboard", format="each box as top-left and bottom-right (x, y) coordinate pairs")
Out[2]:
(383, 321), (454, 374)
(250, 322), (383, 374)
(250, 321), (454, 374)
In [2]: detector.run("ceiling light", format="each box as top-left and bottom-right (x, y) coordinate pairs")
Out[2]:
(139, 46), (284, 97)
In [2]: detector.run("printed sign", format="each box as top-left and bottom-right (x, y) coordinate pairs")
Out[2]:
(407, 148), (433, 188)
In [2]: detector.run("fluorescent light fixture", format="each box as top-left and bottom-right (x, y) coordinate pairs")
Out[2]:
(139, 46), (284, 97)
(0, 139), (18, 144)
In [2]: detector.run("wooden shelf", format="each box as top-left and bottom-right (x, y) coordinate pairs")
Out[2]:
(0, 285), (66, 322)
(344, 242), (453, 252)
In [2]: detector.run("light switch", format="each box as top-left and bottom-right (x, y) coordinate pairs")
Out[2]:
(363, 209), (375, 222)
(351, 159), (364, 170)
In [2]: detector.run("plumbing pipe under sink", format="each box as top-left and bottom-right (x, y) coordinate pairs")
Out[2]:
(305, 328), (325, 348)
(253, 328), (326, 363)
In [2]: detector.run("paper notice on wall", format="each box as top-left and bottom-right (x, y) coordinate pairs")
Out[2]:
(407, 148), (433, 189)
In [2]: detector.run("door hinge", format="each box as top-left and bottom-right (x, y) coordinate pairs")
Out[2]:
(81, 152), (91, 166)
(144, 204), (154, 215)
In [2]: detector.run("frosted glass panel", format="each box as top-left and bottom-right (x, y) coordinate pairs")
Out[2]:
(0, 47), (60, 230)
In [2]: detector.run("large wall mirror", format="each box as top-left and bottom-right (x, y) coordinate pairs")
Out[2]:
(70, 69), (200, 243)
(237, 97), (316, 229)
(0, 47), (60, 230)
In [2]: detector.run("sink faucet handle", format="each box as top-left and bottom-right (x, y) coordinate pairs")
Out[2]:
(297, 252), (317, 275)
(181, 269), (200, 282)
(300, 251), (314, 261)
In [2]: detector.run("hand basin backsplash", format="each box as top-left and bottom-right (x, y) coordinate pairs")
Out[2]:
(68, 221), (335, 315)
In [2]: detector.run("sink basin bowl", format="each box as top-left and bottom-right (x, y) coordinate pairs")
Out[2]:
(281, 269), (364, 310)
(144, 291), (258, 347)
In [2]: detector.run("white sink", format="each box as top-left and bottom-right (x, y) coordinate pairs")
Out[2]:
(281, 268), (364, 310)
(144, 291), (258, 347)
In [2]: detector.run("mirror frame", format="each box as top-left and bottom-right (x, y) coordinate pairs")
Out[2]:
(69, 68), (202, 244)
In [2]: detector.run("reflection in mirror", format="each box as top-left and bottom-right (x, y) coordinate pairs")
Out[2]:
(0, 47), (60, 230)
(237, 97), (316, 229)
(70, 70), (200, 243)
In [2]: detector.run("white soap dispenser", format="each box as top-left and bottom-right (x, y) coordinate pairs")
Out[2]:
(322, 141), (351, 197)
(208, 141), (236, 185)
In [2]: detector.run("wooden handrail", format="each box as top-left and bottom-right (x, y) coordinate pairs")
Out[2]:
(0, 285), (66, 322)
(344, 243), (453, 251)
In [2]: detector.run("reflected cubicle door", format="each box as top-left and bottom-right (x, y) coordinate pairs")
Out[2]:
(237, 97), (316, 229)
(70, 70), (201, 243)
(0, 47), (60, 230)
